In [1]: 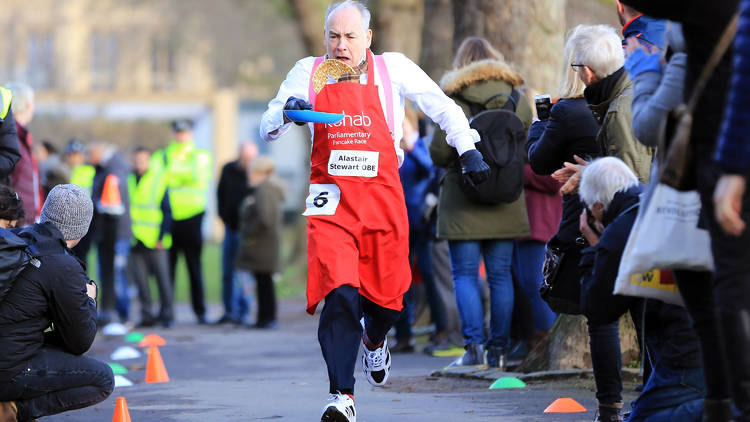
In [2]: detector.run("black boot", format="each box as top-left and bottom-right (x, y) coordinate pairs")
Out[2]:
(719, 309), (750, 421)
(702, 399), (732, 422)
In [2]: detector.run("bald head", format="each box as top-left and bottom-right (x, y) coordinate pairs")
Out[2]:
(239, 142), (259, 169)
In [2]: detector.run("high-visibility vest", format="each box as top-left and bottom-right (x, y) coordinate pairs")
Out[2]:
(0, 86), (12, 120)
(152, 140), (212, 221)
(128, 169), (172, 249)
(70, 164), (96, 197)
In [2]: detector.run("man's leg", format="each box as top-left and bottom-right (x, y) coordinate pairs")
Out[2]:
(181, 213), (207, 320)
(149, 248), (174, 324)
(128, 247), (154, 324)
(113, 238), (131, 322)
(97, 221), (116, 322)
(430, 240), (463, 347)
(254, 272), (277, 324)
(5, 347), (113, 421)
(627, 364), (705, 422)
(220, 229), (240, 320)
(361, 298), (402, 349)
(587, 320), (623, 415)
(318, 285), (362, 395)
(417, 238), (447, 336)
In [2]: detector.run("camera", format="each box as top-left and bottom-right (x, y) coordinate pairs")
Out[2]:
(534, 94), (552, 121)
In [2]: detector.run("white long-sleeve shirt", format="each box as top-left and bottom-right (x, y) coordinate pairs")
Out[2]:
(259, 52), (479, 166)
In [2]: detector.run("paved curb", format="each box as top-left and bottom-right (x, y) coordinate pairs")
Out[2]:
(431, 366), (641, 383)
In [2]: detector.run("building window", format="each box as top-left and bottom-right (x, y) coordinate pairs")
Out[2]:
(151, 36), (176, 91)
(26, 32), (55, 89)
(90, 31), (119, 91)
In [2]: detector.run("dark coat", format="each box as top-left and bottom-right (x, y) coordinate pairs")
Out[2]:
(0, 108), (20, 181)
(622, 0), (740, 186)
(399, 136), (435, 234)
(0, 223), (98, 381)
(716, 0), (750, 175)
(235, 178), (285, 274)
(92, 150), (131, 240)
(526, 97), (601, 244)
(579, 185), (701, 369)
(430, 59), (532, 240)
(9, 123), (42, 226)
(217, 160), (250, 231)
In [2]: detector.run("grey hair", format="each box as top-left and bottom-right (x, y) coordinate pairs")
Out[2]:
(558, 26), (587, 98)
(5, 82), (34, 113)
(325, 1), (371, 33)
(579, 157), (639, 211)
(571, 24), (624, 79)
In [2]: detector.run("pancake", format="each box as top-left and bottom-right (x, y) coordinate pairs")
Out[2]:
(313, 59), (356, 94)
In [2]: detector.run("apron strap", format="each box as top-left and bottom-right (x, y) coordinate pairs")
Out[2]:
(308, 56), (325, 107)
(373, 53), (394, 136)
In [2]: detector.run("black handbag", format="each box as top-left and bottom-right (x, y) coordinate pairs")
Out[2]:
(539, 235), (585, 315)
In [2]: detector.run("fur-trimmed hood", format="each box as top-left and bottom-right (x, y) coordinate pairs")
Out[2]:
(439, 59), (524, 95)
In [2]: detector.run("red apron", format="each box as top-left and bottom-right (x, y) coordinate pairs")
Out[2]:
(304, 50), (411, 315)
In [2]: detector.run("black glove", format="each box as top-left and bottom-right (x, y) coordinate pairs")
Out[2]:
(284, 96), (313, 126)
(460, 149), (490, 186)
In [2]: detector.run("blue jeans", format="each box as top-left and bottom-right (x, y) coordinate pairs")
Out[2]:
(221, 230), (242, 317)
(449, 239), (514, 349)
(512, 240), (557, 331)
(627, 364), (705, 422)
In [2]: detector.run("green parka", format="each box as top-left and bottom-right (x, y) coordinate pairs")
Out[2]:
(429, 59), (531, 241)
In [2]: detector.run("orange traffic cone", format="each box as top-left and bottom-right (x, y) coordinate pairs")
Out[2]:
(145, 346), (169, 383)
(139, 334), (166, 348)
(543, 397), (587, 413)
(99, 174), (124, 214)
(112, 396), (132, 422)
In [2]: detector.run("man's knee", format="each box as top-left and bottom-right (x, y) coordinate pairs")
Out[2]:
(92, 359), (115, 400)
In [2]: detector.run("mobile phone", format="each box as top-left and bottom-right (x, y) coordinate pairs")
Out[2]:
(534, 94), (552, 121)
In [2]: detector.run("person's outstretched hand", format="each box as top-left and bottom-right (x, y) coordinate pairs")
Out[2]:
(714, 174), (747, 236)
(552, 155), (589, 195)
(283, 96), (313, 126)
(459, 149), (490, 186)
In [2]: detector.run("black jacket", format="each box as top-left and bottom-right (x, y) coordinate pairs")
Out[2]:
(0, 108), (20, 181)
(622, 0), (739, 186)
(579, 186), (701, 369)
(526, 97), (601, 243)
(217, 160), (250, 231)
(0, 223), (98, 381)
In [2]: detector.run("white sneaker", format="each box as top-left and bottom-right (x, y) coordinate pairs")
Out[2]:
(361, 336), (391, 387)
(321, 393), (356, 422)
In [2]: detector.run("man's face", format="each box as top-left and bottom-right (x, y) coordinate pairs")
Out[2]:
(240, 143), (258, 169)
(66, 151), (85, 167)
(133, 151), (151, 176)
(577, 66), (599, 87)
(175, 130), (192, 143)
(325, 6), (372, 67)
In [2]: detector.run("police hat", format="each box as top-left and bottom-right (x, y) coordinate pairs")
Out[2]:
(171, 119), (194, 132)
(65, 139), (86, 155)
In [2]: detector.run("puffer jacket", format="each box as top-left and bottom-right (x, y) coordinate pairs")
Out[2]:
(429, 59), (531, 240)
(0, 222), (98, 381)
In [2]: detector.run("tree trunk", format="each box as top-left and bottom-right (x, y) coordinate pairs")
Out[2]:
(419, 0), (454, 80)
(370, 0), (424, 61)
(450, 0), (566, 94)
(287, 0), (326, 57)
(517, 313), (641, 373)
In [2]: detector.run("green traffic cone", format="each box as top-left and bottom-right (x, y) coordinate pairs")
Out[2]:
(489, 377), (526, 389)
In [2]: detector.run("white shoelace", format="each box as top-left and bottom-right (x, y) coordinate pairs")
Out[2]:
(367, 349), (384, 368)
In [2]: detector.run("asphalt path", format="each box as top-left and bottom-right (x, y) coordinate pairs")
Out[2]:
(59, 300), (631, 421)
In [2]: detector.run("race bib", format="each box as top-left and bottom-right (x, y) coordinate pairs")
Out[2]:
(327, 150), (379, 177)
(303, 184), (341, 216)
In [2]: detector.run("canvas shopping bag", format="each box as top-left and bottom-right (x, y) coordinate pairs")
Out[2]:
(614, 183), (714, 306)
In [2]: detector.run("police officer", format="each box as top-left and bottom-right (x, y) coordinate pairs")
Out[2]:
(153, 119), (212, 324)
(0, 86), (21, 180)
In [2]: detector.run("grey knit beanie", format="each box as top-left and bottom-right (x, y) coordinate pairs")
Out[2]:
(40, 184), (94, 240)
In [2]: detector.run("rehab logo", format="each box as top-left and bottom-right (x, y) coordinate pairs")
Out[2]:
(326, 111), (372, 128)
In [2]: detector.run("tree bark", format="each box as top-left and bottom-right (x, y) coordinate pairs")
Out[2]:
(370, 0), (424, 61)
(419, 0), (454, 80)
(287, 0), (326, 57)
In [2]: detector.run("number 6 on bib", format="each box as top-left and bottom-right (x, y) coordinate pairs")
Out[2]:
(303, 184), (341, 216)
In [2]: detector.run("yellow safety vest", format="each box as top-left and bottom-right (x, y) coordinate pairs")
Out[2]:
(152, 140), (212, 221)
(70, 164), (96, 197)
(128, 169), (172, 249)
(0, 86), (12, 120)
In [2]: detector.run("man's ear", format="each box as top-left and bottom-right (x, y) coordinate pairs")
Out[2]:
(366, 28), (372, 48)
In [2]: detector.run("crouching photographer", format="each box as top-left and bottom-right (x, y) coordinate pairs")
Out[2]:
(0, 184), (113, 422)
(578, 158), (705, 422)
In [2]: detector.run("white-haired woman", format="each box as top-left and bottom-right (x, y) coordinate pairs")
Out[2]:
(525, 26), (602, 314)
